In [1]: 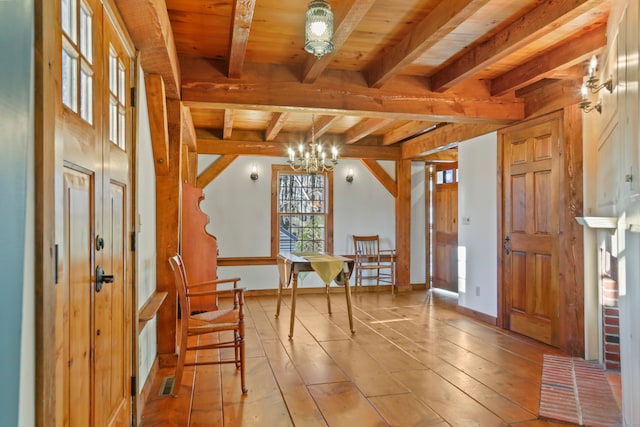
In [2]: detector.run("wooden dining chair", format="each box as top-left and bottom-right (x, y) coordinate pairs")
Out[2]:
(168, 254), (247, 396)
(353, 235), (396, 295)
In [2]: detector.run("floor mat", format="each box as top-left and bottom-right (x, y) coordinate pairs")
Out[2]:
(539, 354), (622, 427)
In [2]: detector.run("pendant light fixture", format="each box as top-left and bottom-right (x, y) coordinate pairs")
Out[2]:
(304, 0), (334, 58)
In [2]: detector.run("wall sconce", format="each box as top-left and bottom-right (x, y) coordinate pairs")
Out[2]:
(579, 55), (613, 114)
(579, 85), (601, 114)
(585, 55), (613, 93)
(346, 168), (354, 183)
(250, 165), (259, 181)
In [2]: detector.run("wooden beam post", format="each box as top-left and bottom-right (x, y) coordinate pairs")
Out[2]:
(155, 98), (182, 365)
(395, 160), (412, 290)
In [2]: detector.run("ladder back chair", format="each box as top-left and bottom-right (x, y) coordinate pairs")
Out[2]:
(353, 235), (396, 295)
(168, 254), (247, 396)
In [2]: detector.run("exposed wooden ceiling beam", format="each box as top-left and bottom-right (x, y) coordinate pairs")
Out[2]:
(430, 0), (608, 92)
(361, 159), (397, 198)
(197, 138), (401, 160)
(265, 112), (290, 141)
(346, 118), (393, 144)
(402, 122), (504, 159)
(181, 58), (524, 123)
(197, 155), (239, 188)
(491, 24), (606, 96)
(228, 0), (256, 79)
(306, 115), (340, 142)
(223, 109), (234, 139)
(114, 0), (180, 99)
(302, 0), (376, 83)
(367, 0), (490, 88)
(382, 120), (439, 145)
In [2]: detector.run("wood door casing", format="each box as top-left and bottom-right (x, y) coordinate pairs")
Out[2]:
(502, 117), (560, 346)
(432, 163), (458, 292)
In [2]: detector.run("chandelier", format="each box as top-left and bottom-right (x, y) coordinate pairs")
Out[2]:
(287, 115), (338, 174)
(304, 0), (334, 58)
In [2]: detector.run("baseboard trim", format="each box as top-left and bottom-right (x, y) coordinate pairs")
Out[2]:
(456, 305), (497, 326)
(136, 356), (160, 425)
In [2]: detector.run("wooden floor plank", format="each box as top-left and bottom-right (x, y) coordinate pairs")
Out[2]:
(307, 382), (388, 427)
(140, 290), (588, 427)
(392, 369), (506, 426)
(368, 393), (447, 426)
(261, 339), (328, 427)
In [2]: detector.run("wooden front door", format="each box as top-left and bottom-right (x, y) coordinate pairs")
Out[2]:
(60, 1), (133, 425)
(432, 163), (458, 292)
(501, 116), (560, 346)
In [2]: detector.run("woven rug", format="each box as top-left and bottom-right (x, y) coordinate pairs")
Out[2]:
(539, 354), (622, 427)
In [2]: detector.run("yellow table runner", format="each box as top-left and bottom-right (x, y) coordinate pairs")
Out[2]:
(294, 252), (345, 285)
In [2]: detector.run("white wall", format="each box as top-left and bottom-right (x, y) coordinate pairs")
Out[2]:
(135, 69), (158, 392)
(457, 133), (498, 317)
(586, 1), (640, 424)
(411, 162), (426, 284)
(198, 156), (406, 289)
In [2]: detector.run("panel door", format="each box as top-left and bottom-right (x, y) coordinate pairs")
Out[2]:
(502, 118), (560, 346)
(59, 0), (132, 425)
(432, 163), (458, 292)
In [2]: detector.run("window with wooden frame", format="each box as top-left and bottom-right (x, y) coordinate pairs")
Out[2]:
(61, 0), (94, 124)
(271, 165), (333, 255)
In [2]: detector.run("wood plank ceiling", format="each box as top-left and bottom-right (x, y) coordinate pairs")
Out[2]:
(116, 0), (611, 161)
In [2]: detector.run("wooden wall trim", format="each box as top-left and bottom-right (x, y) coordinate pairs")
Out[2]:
(218, 257), (276, 266)
(35, 0), (57, 424)
(155, 98), (182, 361)
(456, 305), (498, 326)
(559, 104), (585, 357)
(144, 74), (170, 176)
(395, 160), (412, 288)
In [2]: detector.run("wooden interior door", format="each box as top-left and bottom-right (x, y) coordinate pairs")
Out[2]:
(59, 1), (132, 425)
(501, 117), (560, 346)
(432, 163), (458, 292)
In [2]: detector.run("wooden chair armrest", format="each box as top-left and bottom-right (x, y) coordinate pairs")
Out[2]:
(187, 287), (246, 298)
(189, 277), (241, 289)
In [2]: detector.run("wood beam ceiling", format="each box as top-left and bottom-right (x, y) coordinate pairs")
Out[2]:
(430, 0), (607, 92)
(114, 0), (181, 99)
(228, 0), (256, 79)
(181, 58), (524, 124)
(367, 0), (491, 88)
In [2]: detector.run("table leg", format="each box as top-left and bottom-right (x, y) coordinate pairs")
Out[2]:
(275, 277), (282, 318)
(326, 284), (332, 315)
(288, 274), (298, 339)
(344, 276), (355, 333)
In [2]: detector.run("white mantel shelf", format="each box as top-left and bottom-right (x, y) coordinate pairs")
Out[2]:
(575, 217), (618, 229)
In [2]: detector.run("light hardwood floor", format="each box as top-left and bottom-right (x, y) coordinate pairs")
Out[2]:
(140, 289), (582, 426)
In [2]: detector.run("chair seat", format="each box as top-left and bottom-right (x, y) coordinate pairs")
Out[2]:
(188, 309), (239, 334)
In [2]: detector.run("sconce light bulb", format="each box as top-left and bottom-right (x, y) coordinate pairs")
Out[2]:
(589, 55), (597, 76)
(581, 84), (588, 100)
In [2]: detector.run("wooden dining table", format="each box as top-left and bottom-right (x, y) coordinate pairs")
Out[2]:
(276, 252), (355, 338)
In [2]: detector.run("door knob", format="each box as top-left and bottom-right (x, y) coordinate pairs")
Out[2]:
(96, 265), (115, 292)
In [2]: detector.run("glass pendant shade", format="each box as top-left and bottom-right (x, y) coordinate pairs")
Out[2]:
(304, 0), (334, 58)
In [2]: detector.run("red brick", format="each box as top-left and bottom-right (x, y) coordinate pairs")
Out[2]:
(604, 307), (619, 316)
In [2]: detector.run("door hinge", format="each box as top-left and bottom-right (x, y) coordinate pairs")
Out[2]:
(131, 376), (136, 397)
(130, 87), (136, 107)
(54, 244), (59, 285)
(131, 231), (137, 252)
